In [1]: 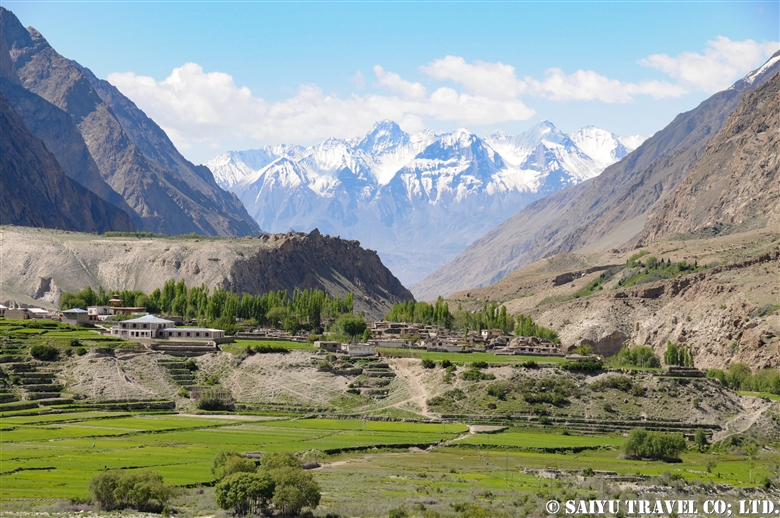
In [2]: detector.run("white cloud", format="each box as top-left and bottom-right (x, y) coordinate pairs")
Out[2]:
(639, 36), (780, 93)
(108, 63), (535, 151)
(108, 37), (779, 155)
(420, 56), (527, 99)
(374, 65), (427, 100)
(420, 55), (685, 103)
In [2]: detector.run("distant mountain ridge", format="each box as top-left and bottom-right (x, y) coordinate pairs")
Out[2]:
(0, 7), (260, 237)
(208, 120), (645, 285)
(413, 51), (780, 301)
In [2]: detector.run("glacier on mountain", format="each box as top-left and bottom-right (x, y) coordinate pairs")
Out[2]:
(206, 120), (645, 287)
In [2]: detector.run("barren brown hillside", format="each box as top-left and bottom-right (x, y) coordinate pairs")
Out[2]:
(0, 226), (412, 319)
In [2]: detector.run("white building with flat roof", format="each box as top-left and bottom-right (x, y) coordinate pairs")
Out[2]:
(110, 315), (224, 341)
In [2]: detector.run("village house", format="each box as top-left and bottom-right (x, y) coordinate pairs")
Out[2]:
(61, 308), (90, 325)
(110, 315), (225, 341)
(87, 294), (146, 321)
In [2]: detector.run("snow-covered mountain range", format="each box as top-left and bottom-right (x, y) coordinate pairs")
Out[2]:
(206, 120), (645, 285)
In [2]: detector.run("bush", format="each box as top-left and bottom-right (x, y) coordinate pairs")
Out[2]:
(88, 469), (175, 511)
(440, 359), (453, 369)
(30, 344), (58, 361)
(69, 339), (81, 347)
(472, 361), (488, 369)
(622, 428), (687, 461)
(590, 375), (633, 392)
(461, 368), (495, 381)
(197, 388), (234, 410)
(215, 471), (275, 516)
(421, 358), (436, 369)
(75, 346), (87, 356)
(561, 359), (602, 371)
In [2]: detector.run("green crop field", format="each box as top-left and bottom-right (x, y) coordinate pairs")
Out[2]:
(0, 412), (465, 500)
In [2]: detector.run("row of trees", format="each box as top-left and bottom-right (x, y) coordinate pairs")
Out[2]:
(60, 280), (356, 334)
(708, 363), (780, 395)
(384, 298), (559, 341)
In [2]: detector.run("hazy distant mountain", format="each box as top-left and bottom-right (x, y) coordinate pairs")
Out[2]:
(0, 7), (260, 237)
(412, 51), (780, 301)
(208, 120), (644, 284)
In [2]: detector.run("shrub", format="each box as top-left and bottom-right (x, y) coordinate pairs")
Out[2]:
(590, 375), (633, 392)
(30, 344), (58, 361)
(461, 368), (495, 381)
(472, 361), (489, 369)
(694, 428), (708, 451)
(440, 359), (453, 369)
(622, 428), (687, 461)
(421, 358), (436, 369)
(215, 471), (275, 516)
(88, 469), (175, 511)
(486, 382), (511, 400)
(69, 339), (81, 347)
(75, 347), (87, 356)
(519, 360), (538, 369)
(197, 387), (234, 410)
(561, 359), (602, 371)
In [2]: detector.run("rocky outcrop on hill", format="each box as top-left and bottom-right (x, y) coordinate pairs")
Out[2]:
(413, 52), (780, 300)
(643, 72), (780, 240)
(0, 91), (135, 232)
(0, 226), (412, 319)
(0, 7), (260, 237)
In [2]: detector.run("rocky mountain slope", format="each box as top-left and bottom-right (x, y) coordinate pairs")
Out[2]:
(0, 90), (135, 233)
(448, 227), (780, 371)
(0, 7), (260, 237)
(209, 120), (644, 284)
(0, 226), (412, 319)
(414, 52), (780, 301)
(643, 70), (780, 240)
(0, 31), (136, 219)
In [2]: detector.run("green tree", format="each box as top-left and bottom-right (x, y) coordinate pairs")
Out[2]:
(269, 466), (321, 516)
(622, 428), (687, 461)
(88, 470), (174, 512)
(664, 342), (680, 366)
(215, 471), (275, 516)
(694, 428), (708, 452)
(261, 451), (301, 471)
(211, 449), (257, 479)
(336, 314), (367, 337)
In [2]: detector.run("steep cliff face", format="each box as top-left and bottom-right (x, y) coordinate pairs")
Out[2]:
(0, 91), (135, 233)
(0, 7), (260, 237)
(643, 72), (780, 240)
(0, 227), (413, 319)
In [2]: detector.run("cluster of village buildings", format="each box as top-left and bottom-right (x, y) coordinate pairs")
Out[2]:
(2, 297), (562, 357)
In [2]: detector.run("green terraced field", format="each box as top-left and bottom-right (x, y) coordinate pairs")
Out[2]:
(0, 413), (465, 499)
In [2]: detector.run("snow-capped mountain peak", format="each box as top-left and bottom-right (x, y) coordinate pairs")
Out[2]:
(207, 119), (647, 285)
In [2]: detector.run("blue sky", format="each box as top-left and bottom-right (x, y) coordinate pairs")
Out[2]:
(4, 1), (779, 163)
